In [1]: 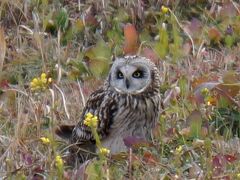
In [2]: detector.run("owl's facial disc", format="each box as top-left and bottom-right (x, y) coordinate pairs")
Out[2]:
(110, 63), (152, 94)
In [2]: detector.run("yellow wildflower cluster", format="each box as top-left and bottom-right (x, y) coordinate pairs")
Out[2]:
(83, 112), (99, 128)
(40, 137), (50, 145)
(161, 5), (169, 13)
(99, 147), (110, 156)
(55, 155), (63, 169)
(30, 73), (52, 91)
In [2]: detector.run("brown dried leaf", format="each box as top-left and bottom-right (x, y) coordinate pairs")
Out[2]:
(0, 27), (6, 72)
(222, 71), (239, 84)
(179, 127), (190, 136)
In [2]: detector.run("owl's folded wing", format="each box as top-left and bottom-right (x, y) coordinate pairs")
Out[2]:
(71, 87), (117, 144)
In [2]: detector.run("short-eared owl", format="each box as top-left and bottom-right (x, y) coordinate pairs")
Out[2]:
(56, 55), (161, 163)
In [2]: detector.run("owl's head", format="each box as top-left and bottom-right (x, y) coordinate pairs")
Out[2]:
(108, 56), (160, 95)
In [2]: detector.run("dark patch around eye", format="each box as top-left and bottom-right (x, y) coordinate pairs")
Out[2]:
(132, 70), (144, 78)
(117, 71), (124, 79)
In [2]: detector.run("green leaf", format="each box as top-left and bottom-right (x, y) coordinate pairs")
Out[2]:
(85, 39), (112, 77)
(155, 24), (169, 59)
(61, 19), (85, 45)
(107, 25), (123, 45)
(55, 8), (69, 31)
(179, 76), (188, 98)
(139, 29), (152, 43)
(224, 35), (234, 48)
(187, 110), (203, 138)
(113, 8), (130, 23)
(85, 161), (104, 180)
(170, 14), (183, 61)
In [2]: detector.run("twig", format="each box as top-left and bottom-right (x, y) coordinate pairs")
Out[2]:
(49, 88), (55, 133)
(128, 148), (133, 180)
(78, 0), (81, 11)
(196, 40), (205, 59)
(53, 84), (70, 120)
(57, 29), (62, 84)
(77, 80), (86, 107)
(49, 88), (55, 110)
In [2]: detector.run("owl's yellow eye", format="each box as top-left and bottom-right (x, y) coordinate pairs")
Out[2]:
(117, 71), (124, 79)
(132, 71), (143, 78)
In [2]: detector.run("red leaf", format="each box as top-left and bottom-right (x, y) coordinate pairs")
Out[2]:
(142, 47), (159, 64)
(32, 166), (45, 180)
(0, 79), (9, 88)
(123, 24), (139, 55)
(212, 154), (236, 176)
(123, 136), (152, 149)
(22, 153), (33, 166)
(224, 154), (237, 163)
(143, 151), (158, 165)
(212, 155), (225, 176)
(84, 6), (98, 27)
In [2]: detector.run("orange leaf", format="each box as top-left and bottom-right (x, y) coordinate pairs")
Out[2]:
(208, 27), (221, 43)
(123, 24), (139, 55)
(143, 151), (158, 165)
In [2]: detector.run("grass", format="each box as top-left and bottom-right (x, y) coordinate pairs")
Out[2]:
(1, 0), (240, 179)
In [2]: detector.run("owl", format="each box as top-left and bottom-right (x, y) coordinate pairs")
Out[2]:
(56, 55), (161, 163)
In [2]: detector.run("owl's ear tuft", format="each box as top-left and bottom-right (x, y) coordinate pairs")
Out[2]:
(55, 125), (75, 140)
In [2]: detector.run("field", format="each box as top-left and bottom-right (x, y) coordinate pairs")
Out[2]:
(0, 0), (240, 179)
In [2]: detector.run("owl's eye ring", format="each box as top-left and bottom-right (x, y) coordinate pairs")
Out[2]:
(117, 71), (124, 79)
(132, 71), (143, 78)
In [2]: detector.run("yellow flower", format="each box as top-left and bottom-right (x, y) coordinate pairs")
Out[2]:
(84, 113), (99, 128)
(237, 173), (240, 179)
(41, 73), (47, 79)
(161, 6), (169, 13)
(201, 88), (209, 96)
(86, 112), (93, 119)
(40, 137), (50, 144)
(99, 147), (110, 156)
(32, 78), (38, 84)
(48, 78), (52, 83)
(176, 145), (183, 154)
(30, 73), (52, 91)
(55, 155), (63, 169)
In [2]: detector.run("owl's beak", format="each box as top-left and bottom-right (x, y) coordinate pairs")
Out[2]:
(125, 78), (130, 89)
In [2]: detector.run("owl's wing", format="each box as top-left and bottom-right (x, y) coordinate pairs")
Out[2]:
(71, 87), (117, 144)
